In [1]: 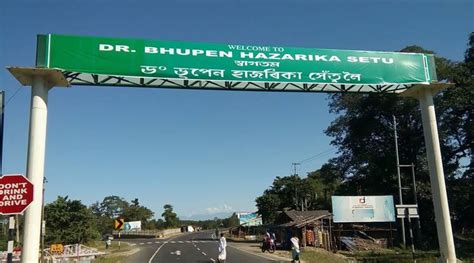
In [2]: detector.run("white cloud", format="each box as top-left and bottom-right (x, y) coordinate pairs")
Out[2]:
(205, 204), (233, 214)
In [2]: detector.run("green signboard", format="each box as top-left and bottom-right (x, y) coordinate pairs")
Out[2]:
(36, 34), (437, 93)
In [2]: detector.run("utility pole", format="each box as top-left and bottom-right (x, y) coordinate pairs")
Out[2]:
(292, 162), (300, 176)
(393, 115), (406, 247)
(292, 163), (300, 210)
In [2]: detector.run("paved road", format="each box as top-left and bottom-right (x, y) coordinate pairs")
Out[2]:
(125, 230), (284, 263)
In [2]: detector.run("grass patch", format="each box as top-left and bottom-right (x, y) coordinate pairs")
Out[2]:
(341, 248), (439, 263)
(300, 247), (347, 263)
(86, 240), (136, 263)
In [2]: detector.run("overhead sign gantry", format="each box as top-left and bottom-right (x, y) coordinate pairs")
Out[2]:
(7, 34), (456, 262)
(32, 34), (437, 92)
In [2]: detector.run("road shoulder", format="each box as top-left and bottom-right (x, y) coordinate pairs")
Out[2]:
(228, 241), (292, 262)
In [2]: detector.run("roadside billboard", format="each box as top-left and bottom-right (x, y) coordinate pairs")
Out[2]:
(237, 212), (263, 226)
(332, 195), (395, 223)
(124, 221), (141, 231)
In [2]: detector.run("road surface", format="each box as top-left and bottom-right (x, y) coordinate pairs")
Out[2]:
(125, 230), (286, 263)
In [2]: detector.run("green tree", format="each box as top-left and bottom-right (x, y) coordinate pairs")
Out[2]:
(256, 169), (340, 224)
(322, 39), (474, 244)
(90, 196), (129, 235)
(122, 198), (154, 228)
(222, 213), (240, 228)
(162, 204), (179, 228)
(438, 32), (474, 231)
(45, 196), (98, 244)
(95, 195), (129, 218)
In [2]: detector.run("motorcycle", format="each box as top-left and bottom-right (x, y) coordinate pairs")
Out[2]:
(261, 238), (276, 253)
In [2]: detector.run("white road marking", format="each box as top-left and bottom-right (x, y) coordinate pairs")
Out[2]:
(155, 241), (160, 244)
(130, 243), (136, 246)
(170, 241), (176, 243)
(178, 241), (184, 243)
(202, 252), (207, 256)
(140, 243), (144, 245)
(147, 242), (152, 244)
(197, 248), (200, 251)
(210, 259), (216, 262)
(148, 235), (181, 263)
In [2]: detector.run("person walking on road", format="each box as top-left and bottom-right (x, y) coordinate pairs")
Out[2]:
(290, 233), (300, 263)
(218, 233), (227, 263)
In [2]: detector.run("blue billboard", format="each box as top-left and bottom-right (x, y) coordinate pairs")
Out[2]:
(237, 212), (263, 226)
(332, 196), (396, 223)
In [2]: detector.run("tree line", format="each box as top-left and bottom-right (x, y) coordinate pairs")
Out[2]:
(42, 195), (239, 245)
(0, 195), (239, 248)
(256, 32), (473, 248)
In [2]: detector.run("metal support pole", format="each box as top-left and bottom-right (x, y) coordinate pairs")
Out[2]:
(393, 116), (406, 247)
(15, 215), (19, 245)
(22, 76), (50, 263)
(118, 231), (121, 250)
(7, 216), (14, 263)
(41, 177), (47, 263)
(418, 89), (456, 262)
(407, 216), (415, 259)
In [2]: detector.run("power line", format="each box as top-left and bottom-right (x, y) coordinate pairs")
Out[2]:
(5, 85), (24, 106)
(297, 148), (336, 164)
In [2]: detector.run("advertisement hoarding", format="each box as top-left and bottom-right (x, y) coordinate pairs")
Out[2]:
(237, 212), (262, 226)
(124, 221), (141, 231)
(332, 195), (395, 223)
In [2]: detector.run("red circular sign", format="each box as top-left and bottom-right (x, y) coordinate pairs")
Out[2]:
(0, 175), (34, 214)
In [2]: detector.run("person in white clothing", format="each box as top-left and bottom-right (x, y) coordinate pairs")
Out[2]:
(290, 233), (300, 263)
(218, 233), (227, 263)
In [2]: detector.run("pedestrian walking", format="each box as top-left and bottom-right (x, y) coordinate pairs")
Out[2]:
(105, 238), (111, 249)
(290, 233), (300, 263)
(217, 233), (227, 263)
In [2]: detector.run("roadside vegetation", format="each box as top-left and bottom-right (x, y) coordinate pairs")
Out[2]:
(87, 240), (135, 263)
(300, 247), (347, 263)
(0, 196), (239, 254)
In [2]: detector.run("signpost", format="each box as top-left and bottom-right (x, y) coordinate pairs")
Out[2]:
(114, 218), (124, 230)
(114, 218), (124, 250)
(397, 204), (419, 258)
(50, 244), (64, 254)
(0, 174), (34, 263)
(0, 175), (34, 214)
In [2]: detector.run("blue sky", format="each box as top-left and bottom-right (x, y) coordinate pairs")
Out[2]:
(0, 0), (472, 220)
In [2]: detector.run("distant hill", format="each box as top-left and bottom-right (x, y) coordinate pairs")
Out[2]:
(179, 212), (233, 221)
